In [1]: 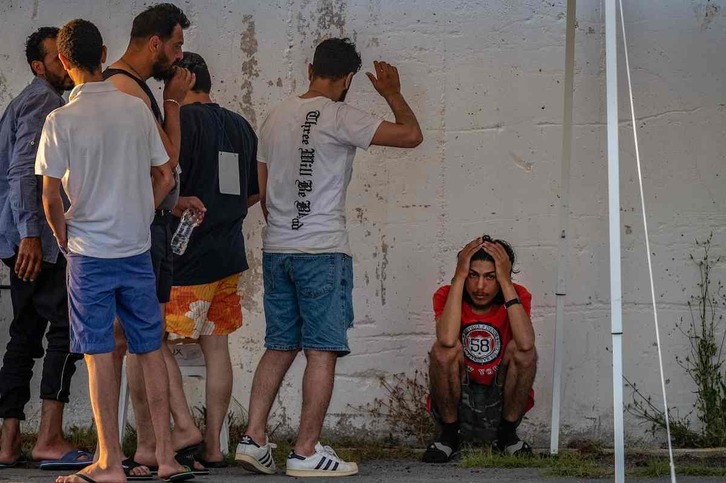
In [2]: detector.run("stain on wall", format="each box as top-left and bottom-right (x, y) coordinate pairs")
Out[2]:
(238, 14), (259, 128)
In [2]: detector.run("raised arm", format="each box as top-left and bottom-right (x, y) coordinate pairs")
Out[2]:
(436, 238), (486, 347)
(107, 67), (194, 169)
(483, 240), (535, 352)
(366, 61), (423, 148)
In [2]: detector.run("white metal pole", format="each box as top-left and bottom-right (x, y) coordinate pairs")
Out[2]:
(550, 0), (577, 456)
(605, 0), (625, 481)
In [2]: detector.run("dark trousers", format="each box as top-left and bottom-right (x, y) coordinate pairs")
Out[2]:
(0, 254), (81, 420)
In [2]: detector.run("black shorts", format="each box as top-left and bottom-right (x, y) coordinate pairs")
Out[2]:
(150, 212), (173, 304)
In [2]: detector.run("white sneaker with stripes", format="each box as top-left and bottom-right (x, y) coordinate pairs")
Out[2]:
(285, 443), (358, 477)
(235, 434), (277, 474)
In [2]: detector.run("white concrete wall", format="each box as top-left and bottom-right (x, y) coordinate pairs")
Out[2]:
(0, 0), (724, 447)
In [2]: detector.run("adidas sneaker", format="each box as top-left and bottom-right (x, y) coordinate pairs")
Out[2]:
(235, 434), (277, 474)
(285, 443), (358, 477)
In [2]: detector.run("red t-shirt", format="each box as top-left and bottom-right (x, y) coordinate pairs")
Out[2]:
(433, 283), (532, 386)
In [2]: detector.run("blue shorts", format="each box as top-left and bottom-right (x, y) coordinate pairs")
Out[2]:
(66, 251), (162, 355)
(263, 253), (354, 356)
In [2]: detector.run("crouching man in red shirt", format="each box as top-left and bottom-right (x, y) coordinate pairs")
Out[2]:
(423, 235), (537, 463)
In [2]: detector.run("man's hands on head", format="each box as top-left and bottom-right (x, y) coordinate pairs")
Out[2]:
(366, 61), (401, 99)
(163, 66), (196, 104)
(483, 240), (513, 287)
(15, 237), (42, 282)
(173, 196), (206, 220)
(454, 237), (485, 283)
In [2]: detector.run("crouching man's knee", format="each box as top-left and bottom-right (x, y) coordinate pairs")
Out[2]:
(430, 340), (463, 370)
(505, 341), (538, 372)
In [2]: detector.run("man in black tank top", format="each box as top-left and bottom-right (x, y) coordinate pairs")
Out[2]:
(102, 3), (209, 477)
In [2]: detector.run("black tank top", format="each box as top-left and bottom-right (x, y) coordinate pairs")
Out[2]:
(102, 67), (179, 210)
(102, 68), (163, 122)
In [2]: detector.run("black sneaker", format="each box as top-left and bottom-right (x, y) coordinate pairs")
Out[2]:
(421, 439), (460, 463)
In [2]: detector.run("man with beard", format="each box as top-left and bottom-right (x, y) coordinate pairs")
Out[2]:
(0, 27), (91, 471)
(422, 235), (537, 463)
(102, 3), (207, 476)
(234, 38), (423, 477)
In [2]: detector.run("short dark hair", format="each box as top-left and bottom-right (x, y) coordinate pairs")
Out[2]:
(25, 27), (59, 75)
(463, 234), (519, 307)
(57, 19), (103, 73)
(178, 52), (211, 93)
(131, 3), (190, 41)
(311, 38), (362, 80)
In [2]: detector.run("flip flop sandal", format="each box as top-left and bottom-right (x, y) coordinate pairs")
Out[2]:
(196, 456), (229, 468)
(67, 473), (98, 483)
(124, 465), (154, 481)
(38, 449), (93, 470)
(162, 465), (195, 482)
(175, 445), (209, 476)
(122, 457), (158, 475)
(0, 453), (28, 469)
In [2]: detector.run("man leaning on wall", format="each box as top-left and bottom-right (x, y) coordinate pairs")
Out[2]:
(234, 38), (423, 478)
(0, 27), (90, 472)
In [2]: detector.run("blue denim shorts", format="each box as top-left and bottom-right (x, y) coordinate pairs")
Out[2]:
(263, 252), (354, 356)
(66, 251), (162, 355)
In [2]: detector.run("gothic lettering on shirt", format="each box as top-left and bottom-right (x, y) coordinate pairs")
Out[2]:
(292, 110), (320, 230)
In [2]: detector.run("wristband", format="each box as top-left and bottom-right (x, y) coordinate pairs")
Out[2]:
(164, 98), (181, 107)
(505, 297), (521, 309)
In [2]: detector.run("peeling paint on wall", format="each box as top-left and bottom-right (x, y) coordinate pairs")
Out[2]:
(238, 14), (259, 128)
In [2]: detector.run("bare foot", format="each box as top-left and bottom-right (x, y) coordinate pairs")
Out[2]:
(0, 419), (22, 464)
(157, 459), (192, 480)
(32, 441), (89, 462)
(170, 426), (203, 452)
(54, 462), (126, 482)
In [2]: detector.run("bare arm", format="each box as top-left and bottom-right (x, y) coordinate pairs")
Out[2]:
(366, 61), (423, 148)
(436, 238), (486, 347)
(436, 278), (466, 348)
(247, 193), (260, 208)
(107, 68), (194, 170)
(41, 177), (67, 251)
(151, 162), (174, 208)
(257, 161), (268, 222)
(483, 241), (536, 352)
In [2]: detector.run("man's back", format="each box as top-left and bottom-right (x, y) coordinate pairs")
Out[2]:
(259, 95), (381, 256)
(172, 102), (258, 285)
(35, 81), (168, 258)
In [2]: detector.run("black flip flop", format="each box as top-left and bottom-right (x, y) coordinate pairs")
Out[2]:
(122, 457), (158, 475)
(124, 466), (154, 481)
(68, 473), (97, 483)
(175, 445), (209, 476)
(0, 453), (28, 469)
(196, 456), (229, 468)
(162, 465), (195, 482)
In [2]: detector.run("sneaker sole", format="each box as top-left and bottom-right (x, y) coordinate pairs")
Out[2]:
(235, 453), (276, 475)
(285, 465), (359, 478)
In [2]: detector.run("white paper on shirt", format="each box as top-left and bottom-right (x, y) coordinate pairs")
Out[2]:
(218, 151), (240, 195)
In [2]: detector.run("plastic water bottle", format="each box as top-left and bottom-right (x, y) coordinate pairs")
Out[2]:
(171, 209), (202, 255)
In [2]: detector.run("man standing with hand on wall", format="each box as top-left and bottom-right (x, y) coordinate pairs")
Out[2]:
(235, 38), (423, 477)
